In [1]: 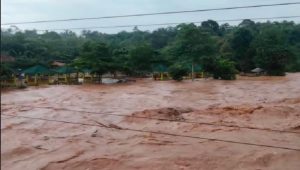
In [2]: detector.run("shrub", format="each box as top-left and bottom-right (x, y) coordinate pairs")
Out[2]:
(168, 64), (189, 81)
(213, 58), (237, 80)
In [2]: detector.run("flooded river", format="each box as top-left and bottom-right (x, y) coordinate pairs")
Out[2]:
(1, 74), (300, 170)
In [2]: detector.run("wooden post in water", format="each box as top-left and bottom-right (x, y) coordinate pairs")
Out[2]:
(26, 75), (29, 84)
(48, 75), (51, 84)
(13, 75), (16, 87)
(191, 63), (194, 81)
(65, 74), (67, 84)
(34, 74), (37, 85)
(57, 74), (59, 84)
(76, 72), (79, 84)
(83, 73), (85, 83)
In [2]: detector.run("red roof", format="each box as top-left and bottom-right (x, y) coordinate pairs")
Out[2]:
(51, 61), (66, 67)
(0, 55), (15, 62)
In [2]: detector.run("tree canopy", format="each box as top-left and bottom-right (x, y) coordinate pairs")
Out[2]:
(1, 20), (300, 80)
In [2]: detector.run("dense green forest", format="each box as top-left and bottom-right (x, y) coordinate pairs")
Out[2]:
(1, 19), (300, 80)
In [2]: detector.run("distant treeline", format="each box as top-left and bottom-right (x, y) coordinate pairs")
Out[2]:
(1, 19), (300, 80)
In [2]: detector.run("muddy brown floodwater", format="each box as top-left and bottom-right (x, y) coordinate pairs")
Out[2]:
(1, 73), (300, 170)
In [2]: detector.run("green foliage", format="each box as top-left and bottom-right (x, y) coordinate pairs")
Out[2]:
(286, 44), (300, 72)
(230, 28), (255, 72)
(200, 56), (237, 80)
(1, 30), (82, 65)
(253, 28), (292, 76)
(112, 48), (131, 74)
(239, 19), (257, 30)
(255, 46), (292, 76)
(74, 41), (113, 81)
(1, 20), (300, 79)
(150, 27), (176, 49)
(201, 20), (220, 35)
(286, 25), (300, 72)
(167, 23), (217, 65)
(201, 55), (217, 73)
(168, 64), (189, 81)
(129, 44), (155, 74)
(213, 58), (237, 80)
(0, 64), (14, 80)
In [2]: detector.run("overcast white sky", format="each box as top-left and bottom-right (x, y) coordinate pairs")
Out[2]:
(1, 0), (300, 34)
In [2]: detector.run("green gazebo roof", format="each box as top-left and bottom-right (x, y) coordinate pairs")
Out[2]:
(54, 66), (77, 74)
(81, 68), (93, 73)
(182, 64), (202, 72)
(22, 65), (50, 75)
(194, 65), (202, 72)
(153, 64), (168, 73)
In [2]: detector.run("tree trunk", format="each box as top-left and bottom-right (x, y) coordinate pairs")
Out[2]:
(76, 72), (79, 84)
(98, 73), (102, 84)
(191, 62), (194, 81)
(35, 74), (38, 85)
(65, 74), (68, 84)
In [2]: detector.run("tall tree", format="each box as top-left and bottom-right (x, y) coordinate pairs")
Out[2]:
(112, 48), (131, 74)
(253, 28), (292, 75)
(201, 20), (220, 35)
(167, 24), (216, 79)
(75, 41), (113, 82)
(230, 28), (255, 72)
(129, 44), (155, 75)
